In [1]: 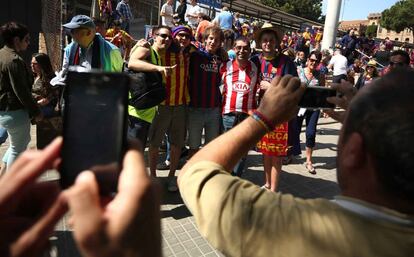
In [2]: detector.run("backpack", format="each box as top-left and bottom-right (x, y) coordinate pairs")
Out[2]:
(125, 48), (166, 109)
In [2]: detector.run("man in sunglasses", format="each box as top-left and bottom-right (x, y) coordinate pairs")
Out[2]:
(147, 26), (194, 191)
(127, 26), (176, 156)
(62, 15), (123, 72)
(380, 49), (411, 76)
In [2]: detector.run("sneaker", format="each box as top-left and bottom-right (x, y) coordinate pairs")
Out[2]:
(156, 160), (170, 170)
(167, 177), (178, 192)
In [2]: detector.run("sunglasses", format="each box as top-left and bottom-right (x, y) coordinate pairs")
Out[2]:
(309, 58), (319, 62)
(157, 33), (172, 39)
(389, 61), (405, 67)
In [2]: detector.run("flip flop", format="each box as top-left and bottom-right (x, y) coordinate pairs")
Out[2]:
(305, 162), (316, 175)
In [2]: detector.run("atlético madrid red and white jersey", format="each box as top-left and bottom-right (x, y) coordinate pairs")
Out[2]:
(220, 59), (259, 114)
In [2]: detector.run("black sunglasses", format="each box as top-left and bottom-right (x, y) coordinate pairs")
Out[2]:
(157, 33), (172, 39)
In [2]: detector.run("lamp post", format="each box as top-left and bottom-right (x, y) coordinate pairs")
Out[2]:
(322, 0), (342, 51)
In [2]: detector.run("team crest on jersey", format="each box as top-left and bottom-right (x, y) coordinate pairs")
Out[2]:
(232, 81), (250, 92)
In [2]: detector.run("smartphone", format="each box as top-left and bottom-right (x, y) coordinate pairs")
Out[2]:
(299, 86), (337, 109)
(60, 70), (129, 195)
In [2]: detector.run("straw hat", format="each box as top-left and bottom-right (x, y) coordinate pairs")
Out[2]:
(367, 60), (377, 67)
(254, 22), (284, 44)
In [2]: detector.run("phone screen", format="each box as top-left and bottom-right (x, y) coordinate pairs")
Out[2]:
(299, 86), (336, 109)
(60, 71), (129, 194)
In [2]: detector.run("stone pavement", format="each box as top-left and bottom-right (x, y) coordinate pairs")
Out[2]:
(1, 117), (341, 257)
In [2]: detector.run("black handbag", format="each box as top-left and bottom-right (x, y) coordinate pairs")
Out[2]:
(126, 66), (166, 109)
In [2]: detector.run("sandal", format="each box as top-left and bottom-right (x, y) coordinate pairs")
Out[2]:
(305, 162), (316, 175)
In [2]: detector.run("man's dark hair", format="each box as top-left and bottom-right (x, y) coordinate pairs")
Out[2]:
(342, 68), (414, 202)
(390, 49), (410, 65)
(233, 36), (250, 47)
(0, 22), (29, 46)
(153, 25), (171, 35)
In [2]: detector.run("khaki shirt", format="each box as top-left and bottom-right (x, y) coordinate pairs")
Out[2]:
(179, 161), (414, 257)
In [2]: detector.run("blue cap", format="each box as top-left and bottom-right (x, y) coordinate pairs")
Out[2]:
(63, 15), (95, 29)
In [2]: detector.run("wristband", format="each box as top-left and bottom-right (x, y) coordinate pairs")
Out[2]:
(251, 112), (271, 132)
(253, 110), (275, 130)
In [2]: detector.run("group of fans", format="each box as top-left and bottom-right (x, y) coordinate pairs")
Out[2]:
(44, 10), (414, 193)
(2, 2), (414, 193)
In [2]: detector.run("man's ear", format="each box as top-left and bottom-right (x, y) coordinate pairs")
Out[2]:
(341, 132), (366, 170)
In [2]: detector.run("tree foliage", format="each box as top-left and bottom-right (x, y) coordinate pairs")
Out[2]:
(366, 25), (378, 37)
(381, 0), (414, 36)
(258, 0), (323, 23)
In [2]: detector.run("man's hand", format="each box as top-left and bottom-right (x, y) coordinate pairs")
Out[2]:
(158, 64), (177, 77)
(257, 75), (305, 125)
(65, 145), (162, 257)
(325, 79), (356, 123)
(0, 137), (67, 257)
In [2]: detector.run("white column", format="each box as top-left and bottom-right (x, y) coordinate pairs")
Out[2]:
(322, 0), (342, 51)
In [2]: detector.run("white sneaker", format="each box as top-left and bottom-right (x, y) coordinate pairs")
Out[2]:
(167, 177), (178, 192)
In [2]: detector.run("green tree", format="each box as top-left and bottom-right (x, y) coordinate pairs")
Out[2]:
(381, 0), (414, 40)
(366, 25), (378, 37)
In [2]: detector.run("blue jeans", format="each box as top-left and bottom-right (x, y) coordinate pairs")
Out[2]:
(187, 107), (221, 150)
(0, 110), (31, 170)
(222, 113), (249, 177)
(127, 115), (151, 151)
(297, 110), (320, 148)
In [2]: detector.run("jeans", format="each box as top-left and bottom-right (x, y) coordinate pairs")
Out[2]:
(0, 110), (31, 170)
(297, 110), (320, 148)
(127, 115), (151, 151)
(222, 113), (248, 177)
(187, 107), (221, 149)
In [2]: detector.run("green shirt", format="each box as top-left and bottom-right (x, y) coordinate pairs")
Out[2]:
(128, 46), (161, 123)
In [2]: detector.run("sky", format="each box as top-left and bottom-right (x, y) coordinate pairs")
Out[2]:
(322, 0), (400, 21)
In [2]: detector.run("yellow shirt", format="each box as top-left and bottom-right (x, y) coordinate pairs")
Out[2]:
(179, 161), (414, 257)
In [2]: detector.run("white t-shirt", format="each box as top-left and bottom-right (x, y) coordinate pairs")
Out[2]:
(186, 4), (202, 27)
(161, 3), (174, 27)
(329, 54), (348, 76)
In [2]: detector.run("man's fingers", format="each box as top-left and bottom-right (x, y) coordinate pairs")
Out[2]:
(275, 74), (293, 88)
(0, 137), (63, 207)
(327, 96), (348, 109)
(270, 75), (282, 88)
(285, 77), (302, 92)
(118, 149), (149, 193)
(13, 195), (67, 257)
(323, 109), (345, 123)
(171, 64), (177, 69)
(65, 171), (104, 243)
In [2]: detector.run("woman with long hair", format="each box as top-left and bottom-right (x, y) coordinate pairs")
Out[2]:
(31, 53), (61, 149)
(0, 22), (40, 173)
(296, 50), (325, 174)
(355, 60), (379, 90)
